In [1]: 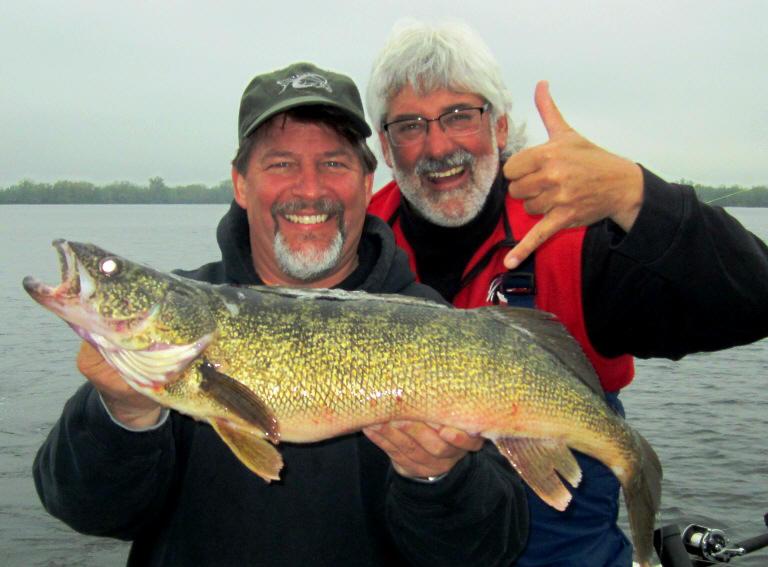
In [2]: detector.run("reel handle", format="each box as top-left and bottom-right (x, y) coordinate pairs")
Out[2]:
(735, 531), (768, 555)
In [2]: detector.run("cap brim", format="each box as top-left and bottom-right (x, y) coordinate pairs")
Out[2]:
(241, 95), (372, 140)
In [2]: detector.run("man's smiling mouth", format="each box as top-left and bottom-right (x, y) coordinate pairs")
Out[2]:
(284, 213), (331, 225)
(425, 165), (466, 181)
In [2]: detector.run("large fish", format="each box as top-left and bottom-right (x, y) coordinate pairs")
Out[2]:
(24, 240), (662, 566)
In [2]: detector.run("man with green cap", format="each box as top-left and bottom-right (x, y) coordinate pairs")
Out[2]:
(33, 62), (529, 566)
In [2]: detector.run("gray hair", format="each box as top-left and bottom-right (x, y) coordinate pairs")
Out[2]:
(232, 106), (377, 176)
(366, 19), (526, 157)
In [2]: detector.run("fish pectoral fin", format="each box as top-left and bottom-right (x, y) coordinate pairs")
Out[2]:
(211, 419), (283, 482)
(494, 437), (582, 512)
(198, 360), (280, 443)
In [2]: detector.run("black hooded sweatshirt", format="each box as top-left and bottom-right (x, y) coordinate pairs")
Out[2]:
(33, 205), (529, 567)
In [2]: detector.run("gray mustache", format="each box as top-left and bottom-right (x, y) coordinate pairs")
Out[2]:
(414, 149), (475, 176)
(272, 199), (344, 216)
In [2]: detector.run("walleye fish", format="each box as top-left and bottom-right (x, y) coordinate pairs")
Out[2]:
(24, 240), (662, 566)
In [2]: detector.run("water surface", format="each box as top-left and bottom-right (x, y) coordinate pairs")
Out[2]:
(1, 204), (766, 566)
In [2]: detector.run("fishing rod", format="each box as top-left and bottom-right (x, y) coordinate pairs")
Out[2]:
(703, 186), (760, 205)
(654, 513), (768, 566)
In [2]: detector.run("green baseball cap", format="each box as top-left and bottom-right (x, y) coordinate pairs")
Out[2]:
(237, 62), (372, 145)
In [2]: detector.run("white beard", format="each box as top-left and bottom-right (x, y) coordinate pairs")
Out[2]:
(273, 231), (344, 282)
(392, 129), (499, 227)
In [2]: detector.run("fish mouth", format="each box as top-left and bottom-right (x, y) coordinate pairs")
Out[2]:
(23, 239), (85, 308)
(23, 239), (156, 348)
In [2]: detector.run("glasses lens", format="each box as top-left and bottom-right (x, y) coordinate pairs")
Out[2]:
(389, 120), (425, 146)
(385, 107), (485, 146)
(441, 108), (482, 134)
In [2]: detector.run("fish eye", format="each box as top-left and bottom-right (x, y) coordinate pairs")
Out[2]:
(99, 257), (121, 277)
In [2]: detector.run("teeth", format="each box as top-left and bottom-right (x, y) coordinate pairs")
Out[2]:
(284, 214), (329, 225)
(427, 166), (464, 180)
(77, 258), (94, 298)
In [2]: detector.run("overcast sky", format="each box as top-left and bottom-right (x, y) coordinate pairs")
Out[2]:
(2, 0), (766, 189)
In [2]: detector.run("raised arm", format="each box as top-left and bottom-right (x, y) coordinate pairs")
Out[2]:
(583, 172), (768, 359)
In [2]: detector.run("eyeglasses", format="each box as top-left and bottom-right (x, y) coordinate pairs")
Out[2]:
(383, 104), (491, 147)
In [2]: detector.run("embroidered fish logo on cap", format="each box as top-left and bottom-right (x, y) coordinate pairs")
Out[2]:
(277, 73), (333, 94)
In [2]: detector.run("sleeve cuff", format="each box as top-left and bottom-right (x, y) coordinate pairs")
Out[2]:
(610, 165), (688, 264)
(391, 452), (474, 499)
(80, 385), (171, 455)
(97, 392), (170, 432)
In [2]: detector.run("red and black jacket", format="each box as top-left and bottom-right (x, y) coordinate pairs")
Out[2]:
(369, 180), (635, 393)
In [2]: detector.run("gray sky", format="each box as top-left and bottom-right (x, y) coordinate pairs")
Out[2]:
(2, 0), (766, 189)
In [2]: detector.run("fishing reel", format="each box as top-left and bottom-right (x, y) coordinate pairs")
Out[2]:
(680, 513), (768, 564)
(654, 513), (768, 566)
(682, 524), (737, 562)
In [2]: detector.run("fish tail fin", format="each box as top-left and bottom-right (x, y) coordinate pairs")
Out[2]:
(621, 429), (663, 566)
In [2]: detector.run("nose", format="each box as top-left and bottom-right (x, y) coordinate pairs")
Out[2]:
(423, 120), (456, 157)
(292, 166), (325, 200)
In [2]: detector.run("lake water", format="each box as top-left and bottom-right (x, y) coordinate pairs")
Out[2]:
(1, 205), (766, 566)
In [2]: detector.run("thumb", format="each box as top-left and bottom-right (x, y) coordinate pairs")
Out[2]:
(535, 80), (571, 139)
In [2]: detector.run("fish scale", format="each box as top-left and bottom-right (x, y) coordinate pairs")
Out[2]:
(23, 239), (662, 567)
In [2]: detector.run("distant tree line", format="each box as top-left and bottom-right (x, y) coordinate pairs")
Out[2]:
(685, 182), (768, 207)
(1, 177), (767, 206)
(0, 177), (233, 204)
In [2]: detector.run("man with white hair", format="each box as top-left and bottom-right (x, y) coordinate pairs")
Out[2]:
(366, 20), (768, 566)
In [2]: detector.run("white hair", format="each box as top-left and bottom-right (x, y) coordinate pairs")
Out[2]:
(366, 19), (526, 156)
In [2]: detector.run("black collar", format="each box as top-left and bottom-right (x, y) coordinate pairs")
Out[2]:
(396, 171), (510, 301)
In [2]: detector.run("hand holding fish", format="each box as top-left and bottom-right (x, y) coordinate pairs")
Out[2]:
(77, 341), (163, 429)
(363, 421), (483, 479)
(501, 80), (644, 269)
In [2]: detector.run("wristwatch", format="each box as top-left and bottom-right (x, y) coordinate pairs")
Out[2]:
(407, 472), (448, 484)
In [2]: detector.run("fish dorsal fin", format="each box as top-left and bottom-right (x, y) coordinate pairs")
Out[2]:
(98, 334), (214, 390)
(198, 361), (280, 443)
(483, 307), (605, 399)
(243, 285), (449, 310)
(210, 419), (283, 482)
(495, 437), (582, 512)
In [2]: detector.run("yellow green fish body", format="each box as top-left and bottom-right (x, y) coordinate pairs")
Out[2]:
(24, 240), (662, 566)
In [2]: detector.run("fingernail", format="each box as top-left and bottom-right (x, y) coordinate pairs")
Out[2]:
(367, 424), (382, 432)
(505, 256), (519, 269)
